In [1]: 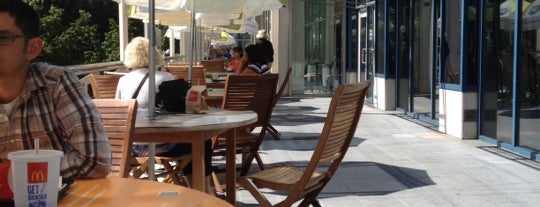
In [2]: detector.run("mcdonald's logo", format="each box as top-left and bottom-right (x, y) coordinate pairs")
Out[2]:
(27, 162), (48, 183)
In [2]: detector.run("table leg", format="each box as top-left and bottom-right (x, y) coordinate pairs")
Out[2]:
(191, 137), (205, 192)
(226, 128), (237, 204)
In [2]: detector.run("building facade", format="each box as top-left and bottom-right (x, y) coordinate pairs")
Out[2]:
(271, 0), (539, 160)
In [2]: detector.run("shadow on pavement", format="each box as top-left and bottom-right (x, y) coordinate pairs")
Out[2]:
(259, 137), (366, 151)
(237, 161), (435, 206)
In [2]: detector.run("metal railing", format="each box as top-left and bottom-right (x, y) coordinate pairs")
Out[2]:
(67, 55), (185, 76)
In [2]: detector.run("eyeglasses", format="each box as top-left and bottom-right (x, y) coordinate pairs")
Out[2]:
(0, 34), (26, 45)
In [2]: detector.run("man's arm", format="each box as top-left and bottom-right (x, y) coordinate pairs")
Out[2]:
(55, 71), (111, 179)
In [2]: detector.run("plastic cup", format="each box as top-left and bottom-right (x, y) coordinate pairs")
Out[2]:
(7, 150), (63, 207)
(211, 73), (218, 80)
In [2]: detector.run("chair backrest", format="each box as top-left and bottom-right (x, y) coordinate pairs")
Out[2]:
(88, 74), (122, 99)
(93, 99), (137, 178)
(273, 67), (293, 107)
(201, 60), (225, 72)
(221, 74), (279, 129)
(299, 81), (370, 188)
(166, 65), (206, 86)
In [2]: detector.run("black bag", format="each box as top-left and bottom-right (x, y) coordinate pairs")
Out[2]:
(155, 79), (190, 113)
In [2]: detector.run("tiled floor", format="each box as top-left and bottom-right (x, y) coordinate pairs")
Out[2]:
(232, 97), (540, 207)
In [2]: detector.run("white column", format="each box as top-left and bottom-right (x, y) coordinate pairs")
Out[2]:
(271, 6), (291, 96)
(169, 29), (175, 56)
(118, 1), (129, 61)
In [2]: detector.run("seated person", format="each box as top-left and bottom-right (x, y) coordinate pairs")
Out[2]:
(227, 46), (243, 72)
(0, 0), (111, 179)
(115, 37), (214, 194)
(211, 48), (229, 62)
(237, 44), (271, 75)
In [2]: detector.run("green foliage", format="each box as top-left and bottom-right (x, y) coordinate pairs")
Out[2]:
(26, 0), (138, 65)
(35, 7), (101, 65)
(102, 19), (120, 62)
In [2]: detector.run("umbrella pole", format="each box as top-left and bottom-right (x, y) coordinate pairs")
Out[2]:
(188, 1), (196, 85)
(147, 0), (156, 181)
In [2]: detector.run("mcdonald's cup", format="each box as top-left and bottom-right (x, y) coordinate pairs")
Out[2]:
(8, 150), (63, 207)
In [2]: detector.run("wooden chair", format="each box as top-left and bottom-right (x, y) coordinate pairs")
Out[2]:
(88, 74), (122, 99)
(131, 154), (192, 186)
(201, 60), (225, 72)
(266, 67), (293, 140)
(213, 74), (279, 175)
(93, 99), (137, 178)
(94, 99), (192, 184)
(166, 65), (206, 86)
(238, 81), (371, 207)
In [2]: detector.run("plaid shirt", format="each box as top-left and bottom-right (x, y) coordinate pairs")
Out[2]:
(0, 63), (111, 179)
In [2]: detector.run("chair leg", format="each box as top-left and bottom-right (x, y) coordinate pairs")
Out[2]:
(298, 186), (325, 207)
(211, 172), (224, 193)
(255, 153), (265, 171)
(267, 124), (281, 140)
(160, 160), (182, 184)
(240, 150), (264, 176)
(238, 177), (273, 207)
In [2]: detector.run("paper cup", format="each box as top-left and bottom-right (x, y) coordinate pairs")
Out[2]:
(8, 150), (63, 207)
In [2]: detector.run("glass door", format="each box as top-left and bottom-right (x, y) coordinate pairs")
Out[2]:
(358, 3), (376, 101)
(412, 0), (438, 120)
(396, 0), (439, 123)
(396, 0), (411, 111)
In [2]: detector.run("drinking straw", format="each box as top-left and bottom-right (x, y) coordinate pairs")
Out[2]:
(34, 137), (39, 154)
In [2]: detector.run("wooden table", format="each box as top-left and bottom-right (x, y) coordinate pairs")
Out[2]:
(205, 88), (224, 108)
(206, 71), (233, 89)
(206, 79), (226, 89)
(134, 108), (257, 204)
(59, 178), (233, 207)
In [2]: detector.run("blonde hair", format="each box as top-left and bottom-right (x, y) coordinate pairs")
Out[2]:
(256, 29), (267, 39)
(213, 48), (224, 57)
(124, 37), (163, 68)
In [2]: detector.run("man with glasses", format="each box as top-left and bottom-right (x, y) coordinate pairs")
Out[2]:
(0, 0), (111, 179)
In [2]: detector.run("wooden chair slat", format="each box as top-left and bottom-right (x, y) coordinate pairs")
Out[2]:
(166, 65), (206, 86)
(93, 99), (137, 178)
(88, 75), (122, 99)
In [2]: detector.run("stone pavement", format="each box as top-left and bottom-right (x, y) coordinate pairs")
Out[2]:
(234, 97), (540, 207)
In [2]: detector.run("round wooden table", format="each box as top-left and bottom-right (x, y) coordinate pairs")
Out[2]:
(134, 108), (257, 204)
(59, 178), (233, 207)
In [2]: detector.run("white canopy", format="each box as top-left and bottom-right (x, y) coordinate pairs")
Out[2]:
(113, 0), (285, 16)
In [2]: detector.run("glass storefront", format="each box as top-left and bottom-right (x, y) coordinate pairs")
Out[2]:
(287, 0), (539, 156)
(480, 0), (540, 152)
(289, 0), (344, 95)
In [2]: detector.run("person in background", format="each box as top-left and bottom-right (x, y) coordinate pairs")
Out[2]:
(211, 47), (228, 62)
(115, 37), (176, 109)
(227, 46), (243, 72)
(115, 37), (215, 195)
(223, 48), (232, 59)
(237, 44), (271, 75)
(255, 29), (274, 68)
(0, 0), (111, 179)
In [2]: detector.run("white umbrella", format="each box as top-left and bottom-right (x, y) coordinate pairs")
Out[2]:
(112, 0), (285, 84)
(210, 31), (236, 48)
(209, 17), (259, 35)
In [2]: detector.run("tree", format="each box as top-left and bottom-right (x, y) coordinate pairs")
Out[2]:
(36, 7), (101, 65)
(102, 19), (120, 62)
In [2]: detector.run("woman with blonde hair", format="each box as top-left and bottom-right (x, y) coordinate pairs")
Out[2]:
(116, 37), (214, 194)
(116, 36), (174, 108)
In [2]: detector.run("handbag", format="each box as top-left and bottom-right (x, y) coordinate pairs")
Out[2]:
(155, 79), (190, 113)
